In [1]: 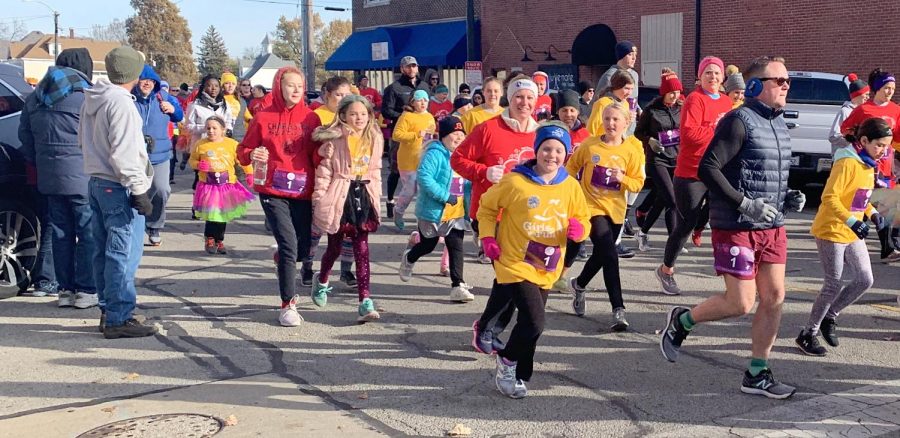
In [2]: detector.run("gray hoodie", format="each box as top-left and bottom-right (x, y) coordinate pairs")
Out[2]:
(80, 78), (152, 195)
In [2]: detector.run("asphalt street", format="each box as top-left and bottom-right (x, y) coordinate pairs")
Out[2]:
(1, 165), (898, 437)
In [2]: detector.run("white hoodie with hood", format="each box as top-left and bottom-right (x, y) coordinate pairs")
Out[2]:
(80, 77), (152, 195)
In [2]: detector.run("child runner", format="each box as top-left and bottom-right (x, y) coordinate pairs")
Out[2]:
(399, 116), (475, 302)
(475, 124), (590, 398)
(428, 84), (454, 122)
(310, 95), (383, 322)
(531, 71), (553, 121)
(796, 117), (887, 356)
(460, 78), (503, 135)
(237, 67), (314, 327)
(391, 90), (436, 231)
(190, 116), (255, 254)
(563, 103), (646, 330)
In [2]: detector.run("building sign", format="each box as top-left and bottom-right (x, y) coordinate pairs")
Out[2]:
(371, 42), (389, 61)
(538, 63), (578, 91)
(465, 61), (483, 88)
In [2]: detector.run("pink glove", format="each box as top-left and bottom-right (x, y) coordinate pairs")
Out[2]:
(481, 237), (501, 261)
(245, 176), (254, 188)
(197, 160), (210, 172)
(567, 218), (585, 241)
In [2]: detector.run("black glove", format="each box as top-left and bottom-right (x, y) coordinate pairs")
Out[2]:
(848, 218), (869, 240)
(131, 192), (153, 216)
(871, 212), (887, 231)
(446, 194), (458, 206)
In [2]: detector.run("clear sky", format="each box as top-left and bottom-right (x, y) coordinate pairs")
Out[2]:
(4, 0), (352, 57)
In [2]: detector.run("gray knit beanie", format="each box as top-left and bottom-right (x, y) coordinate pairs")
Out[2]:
(724, 73), (746, 93)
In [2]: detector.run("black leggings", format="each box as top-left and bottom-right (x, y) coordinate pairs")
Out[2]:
(204, 221), (226, 241)
(477, 279), (518, 344)
(387, 172), (400, 201)
(259, 195), (313, 302)
(565, 215), (624, 311)
(488, 281), (548, 382)
(641, 161), (677, 234)
(663, 177), (708, 267)
(407, 228), (465, 287)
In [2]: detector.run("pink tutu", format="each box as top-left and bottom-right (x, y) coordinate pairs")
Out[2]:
(193, 181), (255, 222)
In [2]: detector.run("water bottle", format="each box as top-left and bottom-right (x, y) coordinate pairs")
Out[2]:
(253, 147), (268, 185)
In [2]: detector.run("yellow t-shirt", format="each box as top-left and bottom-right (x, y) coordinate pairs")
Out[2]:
(811, 153), (876, 243)
(315, 106), (336, 126)
(460, 105), (502, 134)
(189, 137), (253, 184)
(477, 171), (590, 289)
(391, 110), (435, 172)
(224, 95), (241, 121)
(565, 135), (646, 223)
(347, 134), (371, 178)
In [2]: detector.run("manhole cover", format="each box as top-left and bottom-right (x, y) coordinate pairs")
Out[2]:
(77, 413), (223, 438)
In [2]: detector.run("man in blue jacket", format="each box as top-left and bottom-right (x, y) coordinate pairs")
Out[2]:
(18, 48), (97, 308)
(133, 65), (183, 246)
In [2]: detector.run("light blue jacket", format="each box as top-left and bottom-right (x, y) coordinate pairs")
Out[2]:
(415, 140), (456, 223)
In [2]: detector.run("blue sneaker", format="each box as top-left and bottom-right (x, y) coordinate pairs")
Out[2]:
(394, 215), (405, 232)
(472, 320), (494, 354)
(32, 280), (59, 297)
(357, 298), (380, 322)
(310, 273), (332, 308)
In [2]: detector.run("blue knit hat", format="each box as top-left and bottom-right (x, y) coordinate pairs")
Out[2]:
(615, 41), (636, 61)
(534, 123), (572, 154)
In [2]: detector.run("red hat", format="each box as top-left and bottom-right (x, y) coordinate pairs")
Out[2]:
(659, 71), (683, 96)
(848, 73), (870, 99)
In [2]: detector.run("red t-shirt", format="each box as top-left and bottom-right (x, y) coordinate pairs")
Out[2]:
(450, 116), (537, 219)
(533, 94), (553, 120)
(429, 99), (454, 122)
(840, 100), (900, 187)
(359, 87), (382, 110)
(674, 88), (733, 179)
(571, 125), (590, 150)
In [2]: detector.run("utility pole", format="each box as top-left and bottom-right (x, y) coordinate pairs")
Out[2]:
(301, 0), (315, 92)
(52, 10), (59, 60)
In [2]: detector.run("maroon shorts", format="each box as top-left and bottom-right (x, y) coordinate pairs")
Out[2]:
(710, 227), (787, 280)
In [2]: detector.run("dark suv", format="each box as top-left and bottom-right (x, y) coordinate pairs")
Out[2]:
(0, 63), (39, 298)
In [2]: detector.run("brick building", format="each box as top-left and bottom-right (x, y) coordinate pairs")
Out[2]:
(479, 0), (900, 91)
(327, 0), (482, 93)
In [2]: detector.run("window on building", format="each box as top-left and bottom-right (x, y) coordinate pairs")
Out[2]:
(363, 0), (390, 7)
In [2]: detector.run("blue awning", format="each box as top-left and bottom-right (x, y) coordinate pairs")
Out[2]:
(325, 20), (467, 71)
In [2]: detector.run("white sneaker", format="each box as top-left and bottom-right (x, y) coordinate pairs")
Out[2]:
(399, 249), (414, 282)
(449, 286), (475, 302)
(279, 295), (303, 327)
(636, 231), (651, 251)
(477, 251), (493, 264)
(73, 291), (99, 309)
(57, 290), (74, 308)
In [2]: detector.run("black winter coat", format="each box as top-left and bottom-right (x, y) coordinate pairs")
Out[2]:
(634, 96), (682, 168)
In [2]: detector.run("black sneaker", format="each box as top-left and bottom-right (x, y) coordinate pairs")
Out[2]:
(660, 306), (691, 362)
(617, 243), (635, 259)
(820, 317), (839, 347)
(103, 318), (158, 339)
(340, 270), (357, 287)
(740, 369), (796, 399)
(99, 313), (106, 333)
(300, 265), (314, 288)
(623, 218), (636, 237)
(386, 201), (395, 219)
(795, 329), (827, 356)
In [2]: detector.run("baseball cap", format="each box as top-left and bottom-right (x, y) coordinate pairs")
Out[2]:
(400, 56), (418, 67)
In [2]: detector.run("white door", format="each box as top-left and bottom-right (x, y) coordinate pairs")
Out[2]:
(640, 13), (683, 86)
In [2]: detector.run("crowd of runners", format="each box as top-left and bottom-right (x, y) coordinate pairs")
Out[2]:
(16, 41), (900, 401)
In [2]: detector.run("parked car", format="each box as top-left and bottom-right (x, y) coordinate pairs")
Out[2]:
(784, 71), (849, 187)
(0, 63), (38, 299)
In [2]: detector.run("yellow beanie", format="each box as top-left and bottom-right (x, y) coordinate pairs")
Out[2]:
(220, 72), (237, 84)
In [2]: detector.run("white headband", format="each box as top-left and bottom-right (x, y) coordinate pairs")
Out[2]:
(507, 79), (538, 99)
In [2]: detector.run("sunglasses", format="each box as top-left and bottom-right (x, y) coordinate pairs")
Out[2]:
(760, 77), (791, 87)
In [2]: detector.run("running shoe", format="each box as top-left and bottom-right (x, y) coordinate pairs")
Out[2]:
(636, 230), (651, 252)
(386, 201), (395, 219)
(611, 308), (629, 332)
(300, 264), (314, 287)
(494, 355), (526, 399)
(570, 277), (586, 317)
(691, 229), (703, 247)
(399, 249), (414, 282)
(795, 329), (826, 356)
(394, 215), (405, 231)
(623, 217), (635, 237)
(740, 369), (796, 399)
(616, 243), (635, 259)
(477, 251), (493, 264)
(73, 291), (99, 309)
(881, 250), (900, 264)
(492, 335), (506, 352)
(660, 306), (691, 362)
(357, 298), (381, 322)
(340, 270), (357, 287)
(33, 280), (59, 297)
(576, 244), (590, 260)
(204, 237), (216, 254)
(148, 229), (162, 246)
(471, 320), (494, 354)
(820, 317), (839, 347)
(279, 295), (303, 327)
(311, 273), (332, 308)
(57, 289), (74, 307)
(551, 277), (568, 292)
(449, 286), (475, 302)
(655, 266), (681, 295)
(215, 241), (227, 254)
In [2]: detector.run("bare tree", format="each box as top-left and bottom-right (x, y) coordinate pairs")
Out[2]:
(91, 18), (128, 43)
(0, 19), (27, 41)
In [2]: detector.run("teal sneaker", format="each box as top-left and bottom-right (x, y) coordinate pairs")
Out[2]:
(394, 215), (405, 231)
(357, 298), (381, 323)
(311, 272), (332, 308)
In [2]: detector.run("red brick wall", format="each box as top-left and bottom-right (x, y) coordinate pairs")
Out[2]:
(480, 0), (900, 90)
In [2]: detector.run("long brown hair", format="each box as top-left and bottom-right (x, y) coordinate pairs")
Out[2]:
(325, 94), (379, 152)
(600, 69), (634, 97)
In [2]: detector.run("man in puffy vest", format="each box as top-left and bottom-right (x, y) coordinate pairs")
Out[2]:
(660, 56), (806, 400)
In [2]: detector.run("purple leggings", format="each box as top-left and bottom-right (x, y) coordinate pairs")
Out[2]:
(319, 229), (370, 300)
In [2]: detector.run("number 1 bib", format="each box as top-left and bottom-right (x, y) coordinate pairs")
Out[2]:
(713, 244), (755, 277)
(590, 165), (621, 191)
(272, 169), (306, 194)
(524, 241), (561, 272)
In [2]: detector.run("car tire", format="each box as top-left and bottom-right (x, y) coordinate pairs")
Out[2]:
(0, 199), (40, 299)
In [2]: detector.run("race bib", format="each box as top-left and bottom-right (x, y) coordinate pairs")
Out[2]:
(272, 169), (306, 194)
(713, 244), (755, 277)
(590, 165), (621, 191)
(449, 176), (465, 196)
(205, 171), (229, 185)
(850, 188), (872, 212)
(658, 129), (680, 148)
(524, 240), (561, 272)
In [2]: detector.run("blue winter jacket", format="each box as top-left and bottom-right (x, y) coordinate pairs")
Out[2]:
(17, 66), (91, 196)
(416, 140), (458, 223)
(132, 65), (183, 165)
